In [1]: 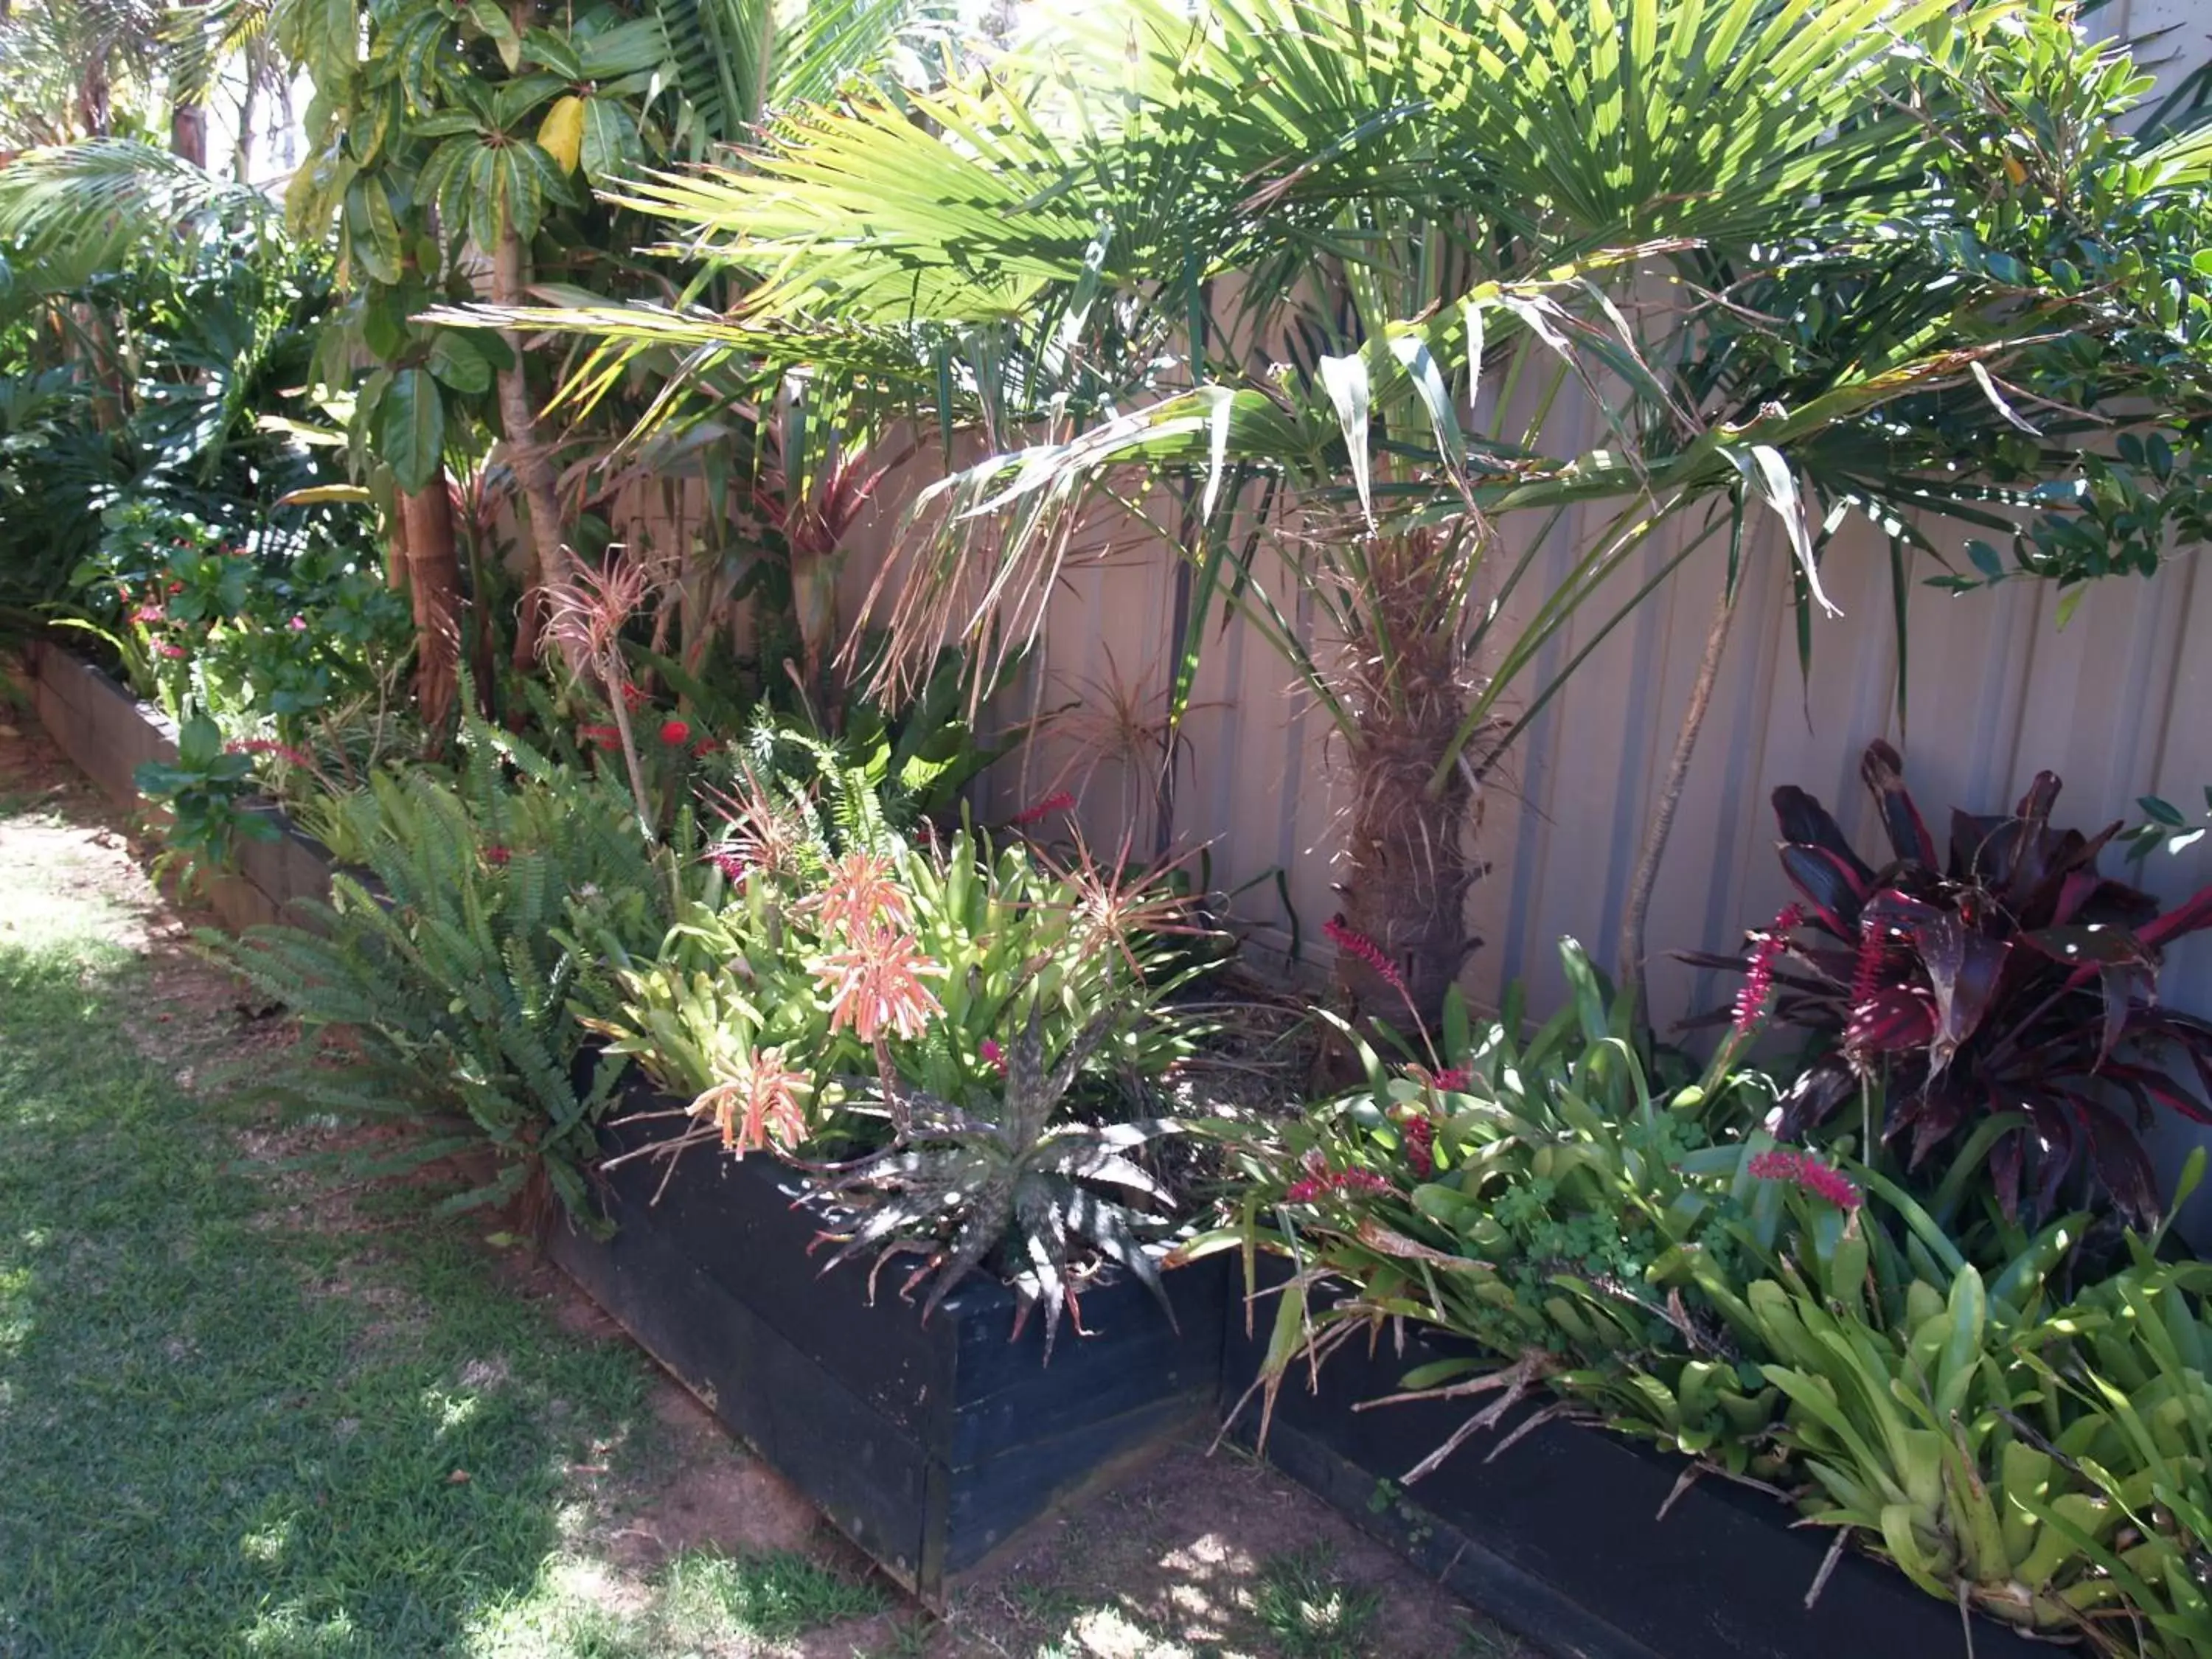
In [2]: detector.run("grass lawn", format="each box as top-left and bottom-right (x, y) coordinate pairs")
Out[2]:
(0, 757), (890, 1658)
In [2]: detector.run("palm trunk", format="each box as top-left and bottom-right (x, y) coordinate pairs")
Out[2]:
(491, 221), (579, 677)
(402, 473), (464, 737)
(1334, 531), (1484, 1029)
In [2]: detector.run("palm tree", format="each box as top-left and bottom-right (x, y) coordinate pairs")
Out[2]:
(470, 0), (2212, 1024)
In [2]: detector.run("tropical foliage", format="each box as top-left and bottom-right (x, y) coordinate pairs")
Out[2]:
(1688, 742), (2212, 1228)
(477, 0), (2212, 1016)
(1223, 942), (2212, 1647)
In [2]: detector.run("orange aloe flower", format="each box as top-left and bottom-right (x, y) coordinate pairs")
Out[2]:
(692, 1046), (810, 1155)
(801, 849), (911, 936)
(814, 925), (945, 1043)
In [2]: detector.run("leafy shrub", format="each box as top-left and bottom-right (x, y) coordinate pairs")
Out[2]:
(1229, 941), (2212, 1644)
(1691, 741), (2212, 1225)
(70, 497), (407, 723)
(212, 721), (680, 1220)
(133, 711), (278, 883)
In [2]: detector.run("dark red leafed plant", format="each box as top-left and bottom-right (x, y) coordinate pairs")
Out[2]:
(1688, 740), (2212, 1225)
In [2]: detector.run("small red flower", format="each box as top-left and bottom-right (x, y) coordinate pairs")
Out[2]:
(706, 847), (746, 883)
(287, 614), (307, 633)
(619, 681), (650, 711)
(980, 1038), (1006, 1075)
(1748, 1147), (1861, 1211)
(155, 642), (187, 659)
(577, 723), (620, 747)
(130, 605), (165, 625)
(167, 580), (186, 595)
(225, 738), (316, 769)
(1011, 790), (1077, 827)
(1400, 1114), (1436, 1178)
(483, 845), (512, 866)
(692, 737), (718, 759)
(658, 718), (692, 746)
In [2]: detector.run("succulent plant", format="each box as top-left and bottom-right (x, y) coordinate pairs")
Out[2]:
(812, 1003), (1187, 1355)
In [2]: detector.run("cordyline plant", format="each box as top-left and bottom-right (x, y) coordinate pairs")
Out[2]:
(1689, 741), (2212, 1226)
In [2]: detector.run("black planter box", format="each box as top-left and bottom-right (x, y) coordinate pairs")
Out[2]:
(548, 1097), (1229, 1603)
(17, 642), (335, 933)
(1221, 1259), (2052, 1659)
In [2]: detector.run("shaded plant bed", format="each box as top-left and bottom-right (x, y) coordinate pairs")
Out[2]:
(546, 1084), (1231, 1606)
(1220, 1259), (2051, 1659)
(14, 641), (337, 931)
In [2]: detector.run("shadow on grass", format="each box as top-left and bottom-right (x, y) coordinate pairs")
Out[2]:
(0, 933), (655, 1658)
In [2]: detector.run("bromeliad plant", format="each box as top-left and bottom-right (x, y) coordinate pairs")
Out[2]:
(1691, 740), (2212, 1226)
(1226, 939), (2212, 1641)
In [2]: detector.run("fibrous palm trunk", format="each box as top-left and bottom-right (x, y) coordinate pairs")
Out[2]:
(1332, 530), (1484, 1029)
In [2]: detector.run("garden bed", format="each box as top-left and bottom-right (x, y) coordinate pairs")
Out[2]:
(1220, 1259), (2053, 1659)
(12, 641), (335, 933)
(546, 1091), (1231, 1607)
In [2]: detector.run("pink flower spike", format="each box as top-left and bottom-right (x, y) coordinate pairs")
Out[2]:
(1011, 790), (1077, 828)
(155, 642), (187, 659)
(1748, 1147), (1861, 1211)
(1733, 903), (1804, 1034)
(980, 1038), (1006, 1075)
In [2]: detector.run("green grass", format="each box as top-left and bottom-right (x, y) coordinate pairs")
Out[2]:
(1248, 1546), (1383, 1659)
(0, 819), (886, 1657)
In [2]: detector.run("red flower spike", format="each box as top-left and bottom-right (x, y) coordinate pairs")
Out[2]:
(1011, 790), (1077, 828)
(1747, 1147), (1861, 1211)
(1324, 917), (1406, 994)
(658, 718), (692, 746)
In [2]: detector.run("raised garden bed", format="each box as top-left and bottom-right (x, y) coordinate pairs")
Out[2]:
(12, 641), (335, 933)
(1220, 1259), (2052, 1659)
(547, 1093), (1231, 1605)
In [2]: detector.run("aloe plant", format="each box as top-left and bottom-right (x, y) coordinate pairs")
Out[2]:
(816, 1004), (1189, 1354)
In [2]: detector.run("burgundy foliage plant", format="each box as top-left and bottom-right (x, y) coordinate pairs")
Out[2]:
(1692, 741), (2212, 1224)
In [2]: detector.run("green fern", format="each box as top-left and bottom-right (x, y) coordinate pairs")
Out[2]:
(209, 717), (676, 1223)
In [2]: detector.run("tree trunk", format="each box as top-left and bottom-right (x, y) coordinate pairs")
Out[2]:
(490, 223), (580, 676)
(1615, 576), (1739, 1006)
(402, 473), (465, 737)
(1332, 529), (1485, 1030)
(170, 102), (206, 167)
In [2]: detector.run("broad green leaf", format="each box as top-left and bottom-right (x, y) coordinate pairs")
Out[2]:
(428, 331), (493, 394)
(578, 97), (643, 188)
(379, 367), (446, 494)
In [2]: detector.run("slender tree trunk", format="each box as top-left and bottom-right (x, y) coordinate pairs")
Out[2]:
(1615, 579), (1739, 1004)
(402, 472), (465, 737)
(491, 221), (580, 677)
(170, 103), (206, 167)
(233, 44), (262, 182)
(386, 498), (411, 597)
